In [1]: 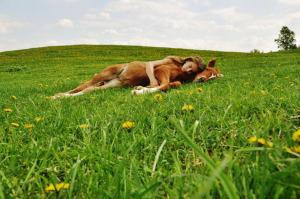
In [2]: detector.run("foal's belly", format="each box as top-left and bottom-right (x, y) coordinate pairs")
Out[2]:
(119, 61), (150, 87)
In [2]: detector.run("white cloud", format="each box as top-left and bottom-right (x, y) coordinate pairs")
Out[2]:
(57, 18), (74, 28)
(278, 0), (300, 5)
(0, 16), (24, 33)
(45, 40), (59, 45)
(210, 7), (251, 23)
(78, 1), (260, 51)
(287, 12), (300, 20)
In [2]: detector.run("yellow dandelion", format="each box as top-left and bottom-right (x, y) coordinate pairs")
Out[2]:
(290, 146), (300, 153)
(11, 123), (19, 128)
(4, 108), (13, 113)
(260, 90), (267, 96)
(11, 95), (17, 100)
(292, 129), (300, 142)
(35, 116), (44, 122)
(257, 138), (266, 145)
(45, 182), (70, 192)
(266, 141), (273, 147)
(196, 87), (203, 92)
(248, 136), (273, 147)
(182, 104), (194, 111)
(122, 121), (135, 129)
(79, 124), (89, 129)
(248, 136), (257, 143)
(153, 94), (163, 101)
(24, 123), (34, 129)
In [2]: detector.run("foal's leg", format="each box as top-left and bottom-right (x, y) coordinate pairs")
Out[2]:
(52, 64), (125, 99)
(65, 79), (123, 97)
(68, 68), (121, 94)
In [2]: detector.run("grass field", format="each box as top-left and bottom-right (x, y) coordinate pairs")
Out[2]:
(0, 45), (300, 198)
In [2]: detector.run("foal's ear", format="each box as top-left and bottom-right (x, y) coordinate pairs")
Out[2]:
(207, 59), (216, 67)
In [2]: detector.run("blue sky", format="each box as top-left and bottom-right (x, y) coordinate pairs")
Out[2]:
(1, 0), (300, 52)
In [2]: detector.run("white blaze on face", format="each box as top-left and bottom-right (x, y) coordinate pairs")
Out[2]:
(208, 73), (216, 80)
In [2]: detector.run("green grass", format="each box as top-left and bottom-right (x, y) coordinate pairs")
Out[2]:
(0, 45), (300, 198)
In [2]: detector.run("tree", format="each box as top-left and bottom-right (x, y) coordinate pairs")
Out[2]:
(275, 26), (297, 50)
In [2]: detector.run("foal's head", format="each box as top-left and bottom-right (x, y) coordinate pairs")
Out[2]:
(193, 59), (223, 82)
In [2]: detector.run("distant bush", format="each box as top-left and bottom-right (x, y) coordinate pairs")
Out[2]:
(250, 49), (263, 53)
(4, 65), (27, 72)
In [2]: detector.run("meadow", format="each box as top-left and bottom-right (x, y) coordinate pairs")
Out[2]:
(0, 45), (300, 198)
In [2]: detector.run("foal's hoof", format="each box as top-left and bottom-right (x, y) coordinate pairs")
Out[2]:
(50, 93), (66, 99)
(133, 86), (144, 90)
(132, 87), (146, 95)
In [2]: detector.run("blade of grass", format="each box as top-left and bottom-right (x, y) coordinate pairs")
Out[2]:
(68, 156), (84, 199)
(152, 139), (167, 177)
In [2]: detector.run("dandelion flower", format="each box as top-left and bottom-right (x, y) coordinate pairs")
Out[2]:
(248, 136), (257, 143)
(266, 141), (273, 147)
(257, 138), (266, 145)
(11, 95), (17, 100)
(182, 104), (194, 112)
(260, 90), (267, 96)
(290, 146), (300, 153)
(122, 121), (135, 129)
(45, 182), (70, 192)
(153, 94), (163, 101)
(79, 124), (89, 129)
(3, 108), (13, 113)
(196, 87), (203, 93)
(248, 136), (273, 147)
(24, 123), (34, 129)
(35, 116), (44, 122)
(292, 129), (300, 142)
(11, 123), (19, 128)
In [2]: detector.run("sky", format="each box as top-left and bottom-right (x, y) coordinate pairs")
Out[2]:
(0, 0), (300, 52)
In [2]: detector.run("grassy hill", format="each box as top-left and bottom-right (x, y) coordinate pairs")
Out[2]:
(0, 45), (300, 198)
